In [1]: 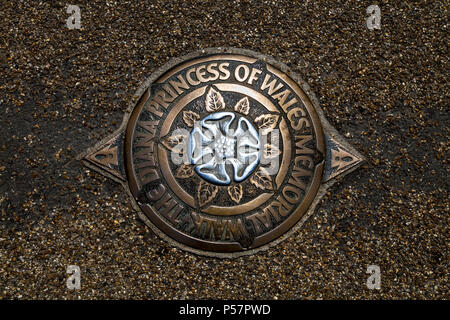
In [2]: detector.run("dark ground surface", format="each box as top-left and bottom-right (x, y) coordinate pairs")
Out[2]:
(0, 0), (448, 299)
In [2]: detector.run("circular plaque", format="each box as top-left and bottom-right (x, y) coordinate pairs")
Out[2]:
(124, 49), (326, 256)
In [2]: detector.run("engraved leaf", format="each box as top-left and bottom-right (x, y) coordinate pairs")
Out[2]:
(233, 97), (250, 115)
(227, 184), (243, 204)
(175, 164), (195, 179)
(197, 180), (219, 206)
(205, 87), (225, 112)
(250, 167), (273, 191)
(263, 143), (282, 159)
(254, 114), (279, 134)
(182, 111), (200, 127)
(161, 135), (185, 155)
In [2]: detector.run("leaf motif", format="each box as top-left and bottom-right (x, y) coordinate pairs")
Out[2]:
(183, 111), (200, 127)
(263, 143), (282, 159)
(205, 87), (225, 112)
(161, 135), (185, 155)
(227, 184), (243, 204)
(254, 114), (279, 134)
(175, 164), (194, 179)
(233, 97), (250, 115)
(197, 180), (219, 206)
(250, 167), (273, 191)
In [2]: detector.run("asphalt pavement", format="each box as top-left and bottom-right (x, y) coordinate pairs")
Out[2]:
(0, 0), (447, 299)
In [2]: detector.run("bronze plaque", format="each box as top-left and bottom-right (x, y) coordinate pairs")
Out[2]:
(81, 48), (364, 257)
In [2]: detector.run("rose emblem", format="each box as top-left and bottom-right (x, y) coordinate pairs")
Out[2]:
(189, 112), (260, 185)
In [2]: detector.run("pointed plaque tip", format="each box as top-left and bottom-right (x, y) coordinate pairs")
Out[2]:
(83, 132), (125, 181)
(331, 147), (360, 172)
(323, 134), (364, 182)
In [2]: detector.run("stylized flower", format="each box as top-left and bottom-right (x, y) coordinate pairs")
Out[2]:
(167, 87), (283, 206)
(189, 112), (260, 185)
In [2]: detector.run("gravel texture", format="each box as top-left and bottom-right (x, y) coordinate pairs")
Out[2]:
(0, 0), (448, 299)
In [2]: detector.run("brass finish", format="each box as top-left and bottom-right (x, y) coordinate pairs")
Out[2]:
(203, 193), (274, 216)
(275, 118), (291, 189)
(214, 83), (280, 113)
(156, 55), (258, 83)
(160, 87), (207, 136)
(158, 144), (195, 208)
(84, 135), (124, 181)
